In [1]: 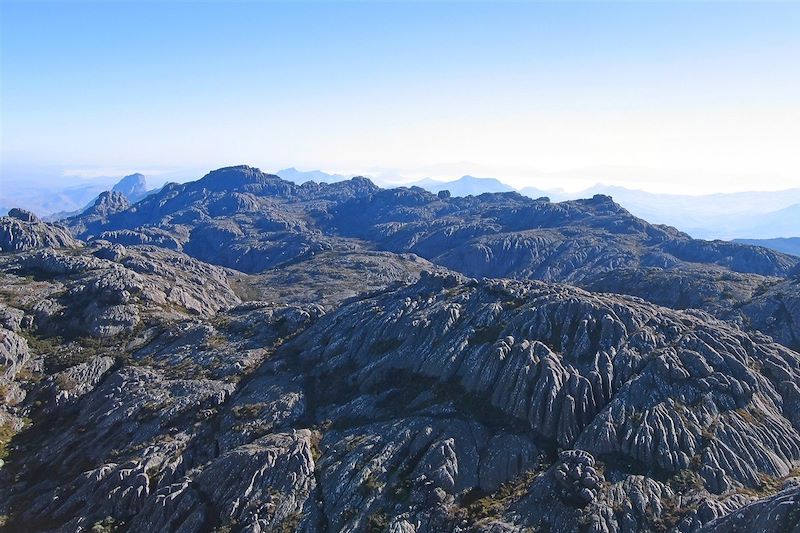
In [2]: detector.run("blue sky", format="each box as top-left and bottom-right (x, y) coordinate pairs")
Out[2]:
(2, 0), (799, 194)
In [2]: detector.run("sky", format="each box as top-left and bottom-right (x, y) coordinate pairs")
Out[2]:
(2, 0), (799, 196)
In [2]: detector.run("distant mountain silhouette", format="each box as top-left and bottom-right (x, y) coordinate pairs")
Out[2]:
(558, 186), (800, 239)
(723, 203), (800, 239)
(518, 185), (559, 200)
(275, 167), (350, 184)
(111, 173), (149, 202)
(735, 236), (800, 257)
(46, 173), (156, 221)
(408, 175), (515, 196)
(1, 181), (116, 217)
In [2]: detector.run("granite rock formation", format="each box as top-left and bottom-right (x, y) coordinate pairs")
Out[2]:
(1, 209), (80, 252)
(1, 268), (799, 532)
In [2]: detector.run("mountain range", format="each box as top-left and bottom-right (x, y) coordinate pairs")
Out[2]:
(5, 167), (797, 243)
(275, 167), (351, 184)
(1, 165), (800, 532)
(268, 168), (800, 242)
(560, 185), (800, 240)
(405, 175), (516, 196)
(734, 237), (800, 257)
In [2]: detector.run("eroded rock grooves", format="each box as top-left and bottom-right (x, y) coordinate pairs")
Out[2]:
(0, 165), (799, 532)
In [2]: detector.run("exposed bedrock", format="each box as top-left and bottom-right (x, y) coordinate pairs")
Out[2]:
(2, 265), (800, 531)
(1, 210), (80, 252)
(282, 271), (800, 530)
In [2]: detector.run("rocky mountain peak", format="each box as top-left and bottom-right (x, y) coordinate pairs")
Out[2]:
(591, 193), (614, 202)
(345, 175), (379, 191)
(111, 173), (147, 200)
(194, 165), (288, 192)
(1, 210), (80, 251)
(573, 193), (627, 214)
(91, 191), (130, 214)
(7, 208), (39, 222)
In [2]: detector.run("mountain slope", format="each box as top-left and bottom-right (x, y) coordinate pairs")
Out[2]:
(284, 272), (800, 531)
(60, 165), (800, 357)
(2, 265), (800, 531)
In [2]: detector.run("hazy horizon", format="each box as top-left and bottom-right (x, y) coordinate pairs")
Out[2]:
(4, 162), (800, 201)
(2, 1), (800, 197)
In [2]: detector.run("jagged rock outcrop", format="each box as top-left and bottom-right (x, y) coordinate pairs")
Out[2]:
(736, 276), (800, 351)
(585, 267), (800, 352)
(280, 272), (800, 531)
(8, 244), (240, 338)
(1, 209), (80, 252)
(552, 450), (602, 506)
(40, 356), (116, 412)
(0, 317), (34, 457)
(6, 208), (38, 222)
(701, 484), (800, 532)
(65, 192), (131, 236)
(128, 430), (319, 532)
(90, 191), (131, 216)
(9, 365), (237, 531)
(0, 280), (326, 531)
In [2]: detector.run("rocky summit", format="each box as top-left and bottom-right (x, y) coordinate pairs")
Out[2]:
(1, 165), (799, 532)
